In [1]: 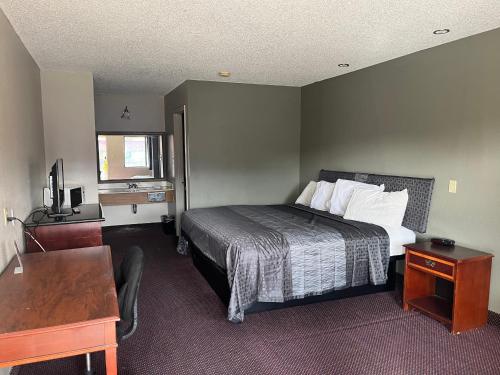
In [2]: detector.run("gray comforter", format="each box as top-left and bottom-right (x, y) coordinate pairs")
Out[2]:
(179, 204), (390, 322)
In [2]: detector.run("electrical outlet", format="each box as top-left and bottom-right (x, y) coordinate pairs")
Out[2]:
(2, 208), (8, 226)
(449, 179), (457, 194)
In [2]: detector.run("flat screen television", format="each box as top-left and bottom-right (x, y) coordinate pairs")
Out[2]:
(48, 159), (72, 217)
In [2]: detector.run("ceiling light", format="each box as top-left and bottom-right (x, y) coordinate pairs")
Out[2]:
(338, 64), (350, 68)
(218, 71), (231, 77)
(433, 29), (450, 35)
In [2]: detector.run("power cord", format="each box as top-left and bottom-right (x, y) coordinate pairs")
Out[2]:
(7, 215), (47, 253)
(6, 216), (26, 227)
(23, 230), (47, 253)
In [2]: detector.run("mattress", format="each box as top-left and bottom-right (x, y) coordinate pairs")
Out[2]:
(180, 204), (391, 322)
(383, 225), (416, 256)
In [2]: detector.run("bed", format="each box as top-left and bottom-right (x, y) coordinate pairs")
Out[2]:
(179, 170), (434, 322)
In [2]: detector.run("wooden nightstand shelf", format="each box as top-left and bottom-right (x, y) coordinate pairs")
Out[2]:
(403, 242), (493, 334)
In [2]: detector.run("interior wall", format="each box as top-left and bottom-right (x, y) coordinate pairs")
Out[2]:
(41, 70), (98, 203)
(0, 10), (46, 375)
(95, 93), (169, 226)
(178, 80), (301, 209)
(300, 27), (500, 312)
(164, 81), (188, 135)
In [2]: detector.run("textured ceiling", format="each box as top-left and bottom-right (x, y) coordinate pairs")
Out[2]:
(1, 1), (500, 94)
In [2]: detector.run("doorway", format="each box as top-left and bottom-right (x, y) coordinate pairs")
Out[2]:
(173, 105), (189, 235)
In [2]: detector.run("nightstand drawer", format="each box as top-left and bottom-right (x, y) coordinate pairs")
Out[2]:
(407, 251), (454, 280)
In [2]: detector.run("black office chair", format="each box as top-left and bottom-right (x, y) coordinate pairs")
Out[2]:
(85, 246), (144, 374)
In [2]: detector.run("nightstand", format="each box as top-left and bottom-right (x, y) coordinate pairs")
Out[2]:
(403, 242), (493, 334)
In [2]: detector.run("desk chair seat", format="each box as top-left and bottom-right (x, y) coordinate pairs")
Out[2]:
(85, 246), (144, 374)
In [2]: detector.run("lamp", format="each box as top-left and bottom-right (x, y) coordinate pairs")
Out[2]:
(121, 106), (131, 120)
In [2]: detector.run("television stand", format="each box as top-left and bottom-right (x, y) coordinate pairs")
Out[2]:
(24, 204), (104, 252)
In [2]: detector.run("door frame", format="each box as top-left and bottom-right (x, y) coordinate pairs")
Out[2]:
(173, 105), (190, 235)
(174, 104), (190, 210)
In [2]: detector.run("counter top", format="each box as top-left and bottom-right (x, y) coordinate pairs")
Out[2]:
(25, 204), (104, 227)
(98, 187), (173, 194)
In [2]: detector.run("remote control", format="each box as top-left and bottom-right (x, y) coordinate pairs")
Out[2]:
(431, 237), (455, 247)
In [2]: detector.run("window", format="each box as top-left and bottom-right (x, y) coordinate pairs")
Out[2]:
(96, 132), (164, 181)
(124, 136), (150, 168)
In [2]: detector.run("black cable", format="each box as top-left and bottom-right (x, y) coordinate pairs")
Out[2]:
(30, 210), (46, 240)
(31, 209), (47, 226)
(7, 207), (47, 227)
(7, 207), (49, 253)
(25, 207), (49, 237)
(6, 216), (26, 227)
(27, 207), (49, 222)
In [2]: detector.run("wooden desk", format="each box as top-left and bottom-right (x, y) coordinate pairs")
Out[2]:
(24, 204), (104, 252)
(0, 246), (119, 374)
(403, 242), (493, 334)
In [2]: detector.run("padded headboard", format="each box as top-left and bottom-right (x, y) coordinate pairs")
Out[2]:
(318, 170), (435, 233)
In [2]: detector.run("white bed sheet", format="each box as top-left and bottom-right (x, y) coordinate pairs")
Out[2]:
(382, 225), (416, 256)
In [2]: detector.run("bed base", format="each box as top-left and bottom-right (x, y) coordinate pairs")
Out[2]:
(187, 232), (405, 315)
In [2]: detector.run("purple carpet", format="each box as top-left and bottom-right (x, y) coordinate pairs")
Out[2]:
(14, 225), (500, 375)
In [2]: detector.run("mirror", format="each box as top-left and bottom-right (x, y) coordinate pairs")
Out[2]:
(97, 132), (165, 182)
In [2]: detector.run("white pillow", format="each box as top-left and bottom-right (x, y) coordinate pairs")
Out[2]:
(329, 179), (384, 216)
(310, 181), (336, 211)
(344, 188), (409, 228)
(295, 181), (317, 206)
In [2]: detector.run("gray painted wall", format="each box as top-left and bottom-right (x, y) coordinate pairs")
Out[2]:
(165, 81), (301, 209)
(301, 28), (500, 312)
(0, 10), (46, 375)
(164, 82), (188, 135)
(41, 70), (99, 203)
(95, 93), (165, 132)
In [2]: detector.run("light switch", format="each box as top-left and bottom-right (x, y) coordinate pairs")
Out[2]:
(449, 179), (457, 193)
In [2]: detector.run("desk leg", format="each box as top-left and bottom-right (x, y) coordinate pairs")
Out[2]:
(105, 348), (117, 375)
